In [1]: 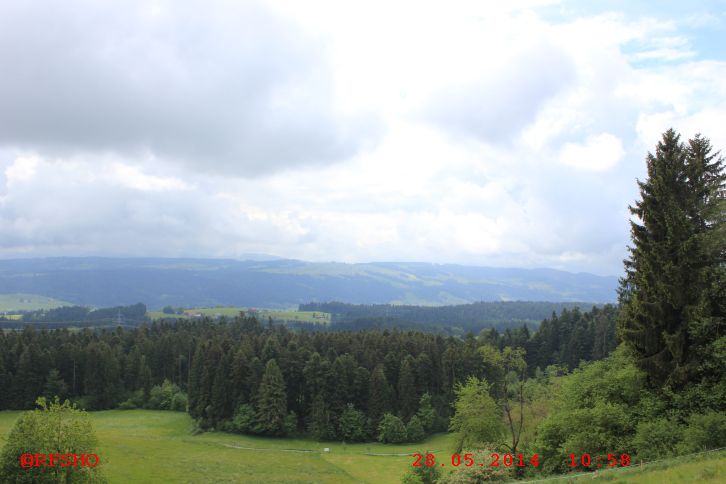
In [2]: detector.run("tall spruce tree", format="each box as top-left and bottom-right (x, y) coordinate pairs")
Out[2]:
(397, 356), (418, 422)
(255, 359), (288, 436)
(368, 364), (393, 429)
(618, 129), (725, 390)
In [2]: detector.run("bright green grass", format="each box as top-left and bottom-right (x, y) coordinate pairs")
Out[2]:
(147, 307), (331, 324)
(0, 410), (450, 483)
(0, 293), (72, 312)
(2, 410), (722, 483)
(521, 449), (725, 483)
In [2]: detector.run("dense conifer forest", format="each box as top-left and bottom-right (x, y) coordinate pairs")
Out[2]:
(0, 304), (617, 441)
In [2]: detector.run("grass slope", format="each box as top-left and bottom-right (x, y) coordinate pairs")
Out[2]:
(535, 448), (725, 483)
(147, 307), (331, 324)
(1, 410), (721, 483)
(0, 410), (449, 483)
(0, 293), (72, 312)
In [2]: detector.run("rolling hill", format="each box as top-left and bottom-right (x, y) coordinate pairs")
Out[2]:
(0, 257), (618, 309)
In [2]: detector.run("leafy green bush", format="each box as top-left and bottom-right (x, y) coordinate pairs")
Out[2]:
(338, 403), (367, 442)
(678, 411), (726, 453)
(416, 393), (435, 432)
(534, 347), (645, 473)
(284, 411), (298, 436)
(632, 418), (683, 461)
(146, 379), (177, 410)
(0, 397), (107, 483)
(437, 448), (512, 483)
(118, 390), (144, 410)
(449, 377), (503, 453)
(400, 451), (441, 484)
(170, 392), (188, 412)
(378, 413), (407, 443)
(224, 404), (257, 434)
(406, 415), (425, 442)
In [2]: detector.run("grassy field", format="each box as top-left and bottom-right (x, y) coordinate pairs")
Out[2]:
(0, 410), (448, 483)
(147, 307), (331, 325)
(0, 293), (72, 312)
(530, 448), (725, 483)
(0, 410), (722, 483)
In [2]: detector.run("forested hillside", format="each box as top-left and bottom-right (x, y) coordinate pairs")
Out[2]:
(0, 258), (618, 308)
(0, 305), (617, 436)
(301, 300), (599, 333)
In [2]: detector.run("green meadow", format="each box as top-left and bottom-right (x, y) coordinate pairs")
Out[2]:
(0, 410), (449, 483)
(0, 293), (71, 312)
(147, 307), (331, 325)
(534, 449), (725, 483)
(1, 410), (723, 483)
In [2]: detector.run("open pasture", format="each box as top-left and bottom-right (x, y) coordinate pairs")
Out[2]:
(0, 410), (447, 483)
(147, 307), (331, 325)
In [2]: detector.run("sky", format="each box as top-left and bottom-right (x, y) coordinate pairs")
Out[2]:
(0, 0), (725, 276)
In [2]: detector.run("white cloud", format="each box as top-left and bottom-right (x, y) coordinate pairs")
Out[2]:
(0, 0), (724, 277)
(559, 133), (625, 171)
(111, 163), (190, 192)
(4, 156), (38, 184)
(0, 0), (380, 176)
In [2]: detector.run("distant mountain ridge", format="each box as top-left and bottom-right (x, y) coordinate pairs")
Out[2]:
(0, 257), (619, 309)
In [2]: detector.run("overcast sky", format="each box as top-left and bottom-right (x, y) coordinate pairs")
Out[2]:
(1, 0), (724, 276)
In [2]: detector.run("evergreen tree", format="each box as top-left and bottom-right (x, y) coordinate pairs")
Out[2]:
(337, 403), (367, 442)
(0, 358), (10, 409)
(13, 346), (43, 409)
(307, 393), (332, 440)
(43, 369), (68, 401)
(187, 344), (205, 419)
(210, 353), (230, 424)
(255, 359), (288, 436)
(83, 341), (120, 409)
(415, 393), (435, 433)
(397, 356), (418, 421)
(618, 129), (725, 389)
(405, 415), (425, 442)
(368, 364), (392, 429)
(140, 356), (152, 404)
(377, 413), (407, 443)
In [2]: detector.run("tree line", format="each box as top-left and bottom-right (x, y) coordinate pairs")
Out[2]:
(300, 301), (597, 327)
(0, 303), (616, 443)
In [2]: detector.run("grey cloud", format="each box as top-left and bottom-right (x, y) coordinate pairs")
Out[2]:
(423, 42), (575, 143)
(0, 167), (292, 258)
(0, 1), (380, 176)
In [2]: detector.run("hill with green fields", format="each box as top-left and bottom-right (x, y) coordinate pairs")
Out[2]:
(0, 293), (71, 312)
(0, 257), (618, 309)
(0, 410), (721, 483)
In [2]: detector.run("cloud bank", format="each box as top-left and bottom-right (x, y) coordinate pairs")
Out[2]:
(1, 0), (725, 276)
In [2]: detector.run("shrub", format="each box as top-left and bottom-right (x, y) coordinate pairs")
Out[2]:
(534, 348), (644, 474)
(678, 411), (726, 453)
(378, 413), (407, 444)
(0, 397), (107, 483)
(632, 418), (683, 461)
(146, 379), (180, 410)
(400, 451), (440, 484)
(437, 448), (512, 483)
(118, 390), (144, 410)
(170, 392), (188, 412)
(406, 415), (425, 442)
(338, 403), (367, 442)
(416, 393), (435, 432)
(284, 411), (297, 436)
(225, 404), (257, 434)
